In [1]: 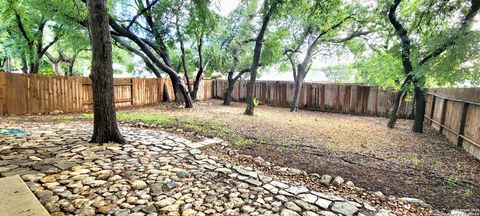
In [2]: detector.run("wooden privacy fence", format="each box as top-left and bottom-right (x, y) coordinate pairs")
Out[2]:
(0, 73), (213, 115)
(213, 79), (414, 118)
(424, 88), (480, 160)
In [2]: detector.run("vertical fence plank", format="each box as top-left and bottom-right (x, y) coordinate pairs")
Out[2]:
(457, 103), (470, 147)
(439, 99), (448, 134)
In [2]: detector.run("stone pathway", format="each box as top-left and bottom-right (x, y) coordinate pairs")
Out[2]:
(0, 122), (390, 216)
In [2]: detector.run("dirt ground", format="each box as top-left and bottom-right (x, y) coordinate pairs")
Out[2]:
(7, 99), (480, 211)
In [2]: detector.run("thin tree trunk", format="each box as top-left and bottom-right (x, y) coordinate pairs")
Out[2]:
(21, 50), (28, 73)
(67, 52), (79, 76)
(191, 37), (204, 101)
(87, 0), (126, 144)
(6, 55), (12, 72)
(191, 70), (202, 101)
(46, 52), (64, 76)
(387, 89), (405, 128)
(245, 0), (280, 115)
(291, 69), (305, 112)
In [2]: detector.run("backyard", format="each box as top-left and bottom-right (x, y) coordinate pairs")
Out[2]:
(7, 99), (480, 211)
(1, 0), (480, 215)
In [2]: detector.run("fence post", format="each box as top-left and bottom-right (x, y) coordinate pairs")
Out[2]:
(131, 78), (136, 106)
(457, 102), (470, 148)
(429, 94), (436, 126)
(439, 98), (448, 134)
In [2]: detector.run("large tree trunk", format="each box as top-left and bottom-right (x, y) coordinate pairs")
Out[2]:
(223, 72), (236, 106)
(30, 62), (40, 74)
(412, 85), (426, 133)
(171, 77), (193, 108)
(291, 68), (306, 112)
(87, 0), (126, 144)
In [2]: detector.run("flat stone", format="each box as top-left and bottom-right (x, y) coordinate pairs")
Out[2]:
(233, 166), (258, 179)
(53, 161), (78, 170)
(315, 198), (332, 209)
(298, 193), (317, 204)
(285, 186), (309, 195)
(302, 211), (320, 216)
(294, 200), (319, 211)
(398, 197), (432, 208)
(243, 178), (262, 186)
(281, 208), (301, 216)
(331, 202), (359, 216)
(319, 211), (337, 216)
(263, 184), (279, 194)
(270, 181), (289, 189)
(284, 201), (302, 212)
(0, 175), (50, 216)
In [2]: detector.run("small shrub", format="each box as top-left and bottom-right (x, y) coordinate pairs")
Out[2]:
(463, 188), (474, 198)
(411, 156), (421, 166)
(253, 98), (261, 107)
(444, 176), (459, 186)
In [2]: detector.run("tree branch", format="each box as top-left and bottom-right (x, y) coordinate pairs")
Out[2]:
(418, 0), (480, 66)
(14, 11), (32, 44)
(126, 0), (161, 29)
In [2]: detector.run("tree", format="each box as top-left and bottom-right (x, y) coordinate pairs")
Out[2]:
(76, 0), (193, 107)
(385, 0), (480, 132)
(204, 0), (255, 105)
(245, 0), (282, 115)
(281, 0), (370, 112)
(185, 0), (218, 101)
(87, 0), (126, 144)
(8, 1), (60, 74)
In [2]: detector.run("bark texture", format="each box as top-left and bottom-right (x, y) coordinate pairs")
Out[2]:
(87, 0), (126, 144)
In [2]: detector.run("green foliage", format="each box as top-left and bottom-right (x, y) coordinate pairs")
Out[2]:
(323, 64), (356, 83)
(253, 98), (261, 107)
(354, 0), (480, 88)
(354, 51), (404, 88)
(444, 176), (459, 186)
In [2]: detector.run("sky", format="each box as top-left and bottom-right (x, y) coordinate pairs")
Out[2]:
(213, 0), (240, 16)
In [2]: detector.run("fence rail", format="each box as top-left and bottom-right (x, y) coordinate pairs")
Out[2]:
(213, 79), (414, 118)
(0, 73), (212, 115)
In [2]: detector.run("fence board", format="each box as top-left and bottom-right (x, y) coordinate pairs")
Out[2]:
(0, 73), (204, 115)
